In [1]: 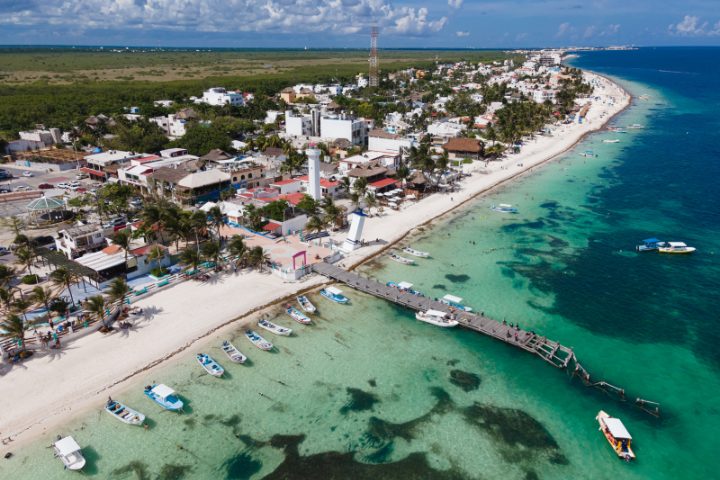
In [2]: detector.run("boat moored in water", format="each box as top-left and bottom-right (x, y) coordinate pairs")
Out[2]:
(258, 318), (292, 336)
(603, 139), (620, 143)
(222, 340), (247, 363)
(402, 246), (430, 258)
(415, 310), (459, 328)
(658, 241), (696, 254)
(491, 203), (518, 213)
(388, 252), (415, 265)
(627, 123), (644, 129)
(320, 286), (349, 304)
(579, 150), (596, 158)
(440, 294), (473, 312)
(286, 305), (312, 324)
(296, 295), (316, 313)
(387, 281), (424, 297)
(53, 436), (86, 471)
(197, 353), (224, 377)
(144, 384), (184, 411)
(596, 410), (635, 461)
(105, 399), (145, 426)
(636, 237), (662, 252)
(245, 329), (274, 350)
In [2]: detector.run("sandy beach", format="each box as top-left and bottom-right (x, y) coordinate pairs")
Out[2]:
(0, 72), (630, 452)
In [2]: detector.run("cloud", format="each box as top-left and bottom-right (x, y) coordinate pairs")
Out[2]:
(0, 0), (450, 37)
(583, 26), (597, 39)
(455, 31), (470, 37)
(667, 15), (720, 36)
(555, 22), (572, 37)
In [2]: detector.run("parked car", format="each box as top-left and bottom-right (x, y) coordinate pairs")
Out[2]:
(22, 171), (34, 177)
(14, 185), (31, 191)
(0, 187), (11, 193)
(38, 183), (55, 189)
(69, 181), (80, 187)
(0, 246), (10, 256)
(57, 182), (70, 189)
(68, 185), (81, 191)
(75, 173), (88, 180)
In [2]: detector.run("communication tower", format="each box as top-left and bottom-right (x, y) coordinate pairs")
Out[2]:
(369, 26), (379, 87)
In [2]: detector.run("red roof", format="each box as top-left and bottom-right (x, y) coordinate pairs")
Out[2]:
(271, 178), (300, 186)
(296, 175), (339, 188)
(279, 192), (305, 206)
(80, 167), (105, 177)
(263, 221), (282, 232)
(134, 155), (161, 164)
(131, 244), (167, 256)
(370, 178), (397, 189)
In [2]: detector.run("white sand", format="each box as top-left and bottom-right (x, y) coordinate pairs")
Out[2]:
(0, 72), (629, 451)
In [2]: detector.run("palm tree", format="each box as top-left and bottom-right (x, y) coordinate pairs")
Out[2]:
(147, 245), (167, 275)
(226, 235), (247, 264)
(305, 215), (326, 235)
(107, 278), (130, 307)
(247, 246), (270, 272)
(30, 286), (55, 318)
(112, 229), (133, 270)
(179, 247), (201, 272)
(207, 205), (225, 240)
(0, 264), (15, 287)
(395, 163), (411, 188)
(84, 295), (107, 327)
(50, 267), (79, 308)
(0, 287), (15, 312)
(201, 240), (222, 267)
(352, 176), (369, 198)
(188, 210), (208, 252)
(0, 314), (26, 352)
(14, 246), (36, 276)
(11, 298), (30, 323)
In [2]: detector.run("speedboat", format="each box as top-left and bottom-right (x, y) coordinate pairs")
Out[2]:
(320, 286), (349, 304)
(440, 294), (473, 312)
(415, 310), (459, 328)
(296, 295), (316, 313)
(636, 237), (662, 252)
(144, 384), (184, 411)
(388, 252), (415, 265)
(658, 241), (696, 254)
(603, 139), (620, 143)
(286, 305), (312, 325)
(105, 399), (145, 426)
(196, 353), (224, 377)
(402, 246), (430, 258)
(627, 123), (644, 129)
(596, 410), (636, 461)
(221, 340), (247, 363)
(53, 436), (86, 471)
(491, 203), (518, 213)
(245, 329), (273, 350)
(579, 150), (596, 158)
(258, 318), (292, 336)
(387, 281), (424, 297)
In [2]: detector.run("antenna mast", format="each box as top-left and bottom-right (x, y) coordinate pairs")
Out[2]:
(369, 26), (379, 87)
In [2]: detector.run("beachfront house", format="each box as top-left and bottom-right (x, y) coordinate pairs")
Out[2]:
(442, 138), (484, 161)
(55, 224), (107, 260)
(149, 168), (232, 205)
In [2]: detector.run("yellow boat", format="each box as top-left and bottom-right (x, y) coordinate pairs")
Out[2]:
(658, 241), (696, 254)
(596, 410), (635, 461)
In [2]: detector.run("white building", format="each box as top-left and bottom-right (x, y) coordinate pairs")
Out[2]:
(339, 151), (400, 173)
(306, 148), (321, 201)
(200, 87), (244, 107)
(55, 224), (106, 260)
(150, 114), (188, 139)
(320, 115), (367, 146)
(368, 129), (413, 154)
(19, 127), (62, 147)
(356, 74), (369, 88)
(427, 121), (467, 139)
(285, 111), (313, 137)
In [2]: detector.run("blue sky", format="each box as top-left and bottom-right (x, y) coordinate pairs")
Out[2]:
(0, 0), (719, 48)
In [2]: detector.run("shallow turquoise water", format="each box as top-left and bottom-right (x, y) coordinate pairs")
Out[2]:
(2, 49), (719, 479)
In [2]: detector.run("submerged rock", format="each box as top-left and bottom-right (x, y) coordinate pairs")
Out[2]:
(340, 387), (380, 414)
(449, 369), (481, 392)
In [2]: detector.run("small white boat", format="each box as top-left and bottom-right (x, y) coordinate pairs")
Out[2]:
(579, 150), (596, 158)
(320, 286), (349, 304)
(144, 384), (184, 411)
(296, 295), (316, 313)
(387, 281), (424, 297)
(54, 436), (86, 471)
(603, 139), (620, 143)
(415, 309), (459, 328)
(196, 353), (224, 377)
(658, 241), (696, 254)
(491, 203), (518, 213)
(286, 305), (312, 325)
(596, 410), (635, 461)
(388, 252), (415, 265)
(245, 329), (273, 350)
(440, 294), (473, 312)
(222, 340), (247, 363)
(627, 123), (644, 129)
(105, 399), (145, 426)
(258, 318), (292, 336)
(402, 246), (430, 258)
(636, 237), (662, 252)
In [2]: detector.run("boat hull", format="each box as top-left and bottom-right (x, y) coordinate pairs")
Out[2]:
(222, 341), (247, 363)
(415, 313), (459, 328)
(320, 290), (349, 304)
(296, 295), (316, 313)
(245, 330), (273, 350)
(658, 247), (696, 254)
(258, 320), (292, 336)
(105, 401), (145, 426)
(596, 411), (636, 461)
(197, 354), (224, 377)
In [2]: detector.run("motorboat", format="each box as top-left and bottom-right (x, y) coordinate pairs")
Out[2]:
(258, 318), (292, 336)
(286, 305), (312, 325)
(491, 203), (518, 213)
(596, 410), (636, 461)
(440, 294), (473, 312)
(658, 241), (696, 254)
(402, 246), (430, 258)
(579, 150), (596, 158)
(105, 399), (146, 426)
(627, 123), (644, 129)
(603, 139), (620, 143)
(608, 127), (627, 133)
(296, 295), (316, 313)
(388, 252), (415, 265)
(387, 281), (424, 297)
(196, 353), (224, 377)
(245, 329), (273, 350)
(320, 286), (349, 304)
(53, 436), (86, 471)
(636, 237), (662, 252)
(221, 340), (247, 363)
(143, 384), (184, 411)
(415, 310), (459, 328)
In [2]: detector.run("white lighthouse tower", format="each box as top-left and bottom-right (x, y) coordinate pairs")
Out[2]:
(342, 210), (367, 252)
(306, 147), (322, 201)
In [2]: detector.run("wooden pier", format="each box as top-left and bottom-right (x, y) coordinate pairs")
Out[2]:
(312, 262), (661, 417)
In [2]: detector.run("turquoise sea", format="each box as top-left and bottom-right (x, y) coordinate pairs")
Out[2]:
(1, 47), (719, 479)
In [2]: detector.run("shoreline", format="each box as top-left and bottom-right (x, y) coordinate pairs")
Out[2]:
(0, 72), (632, 453)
